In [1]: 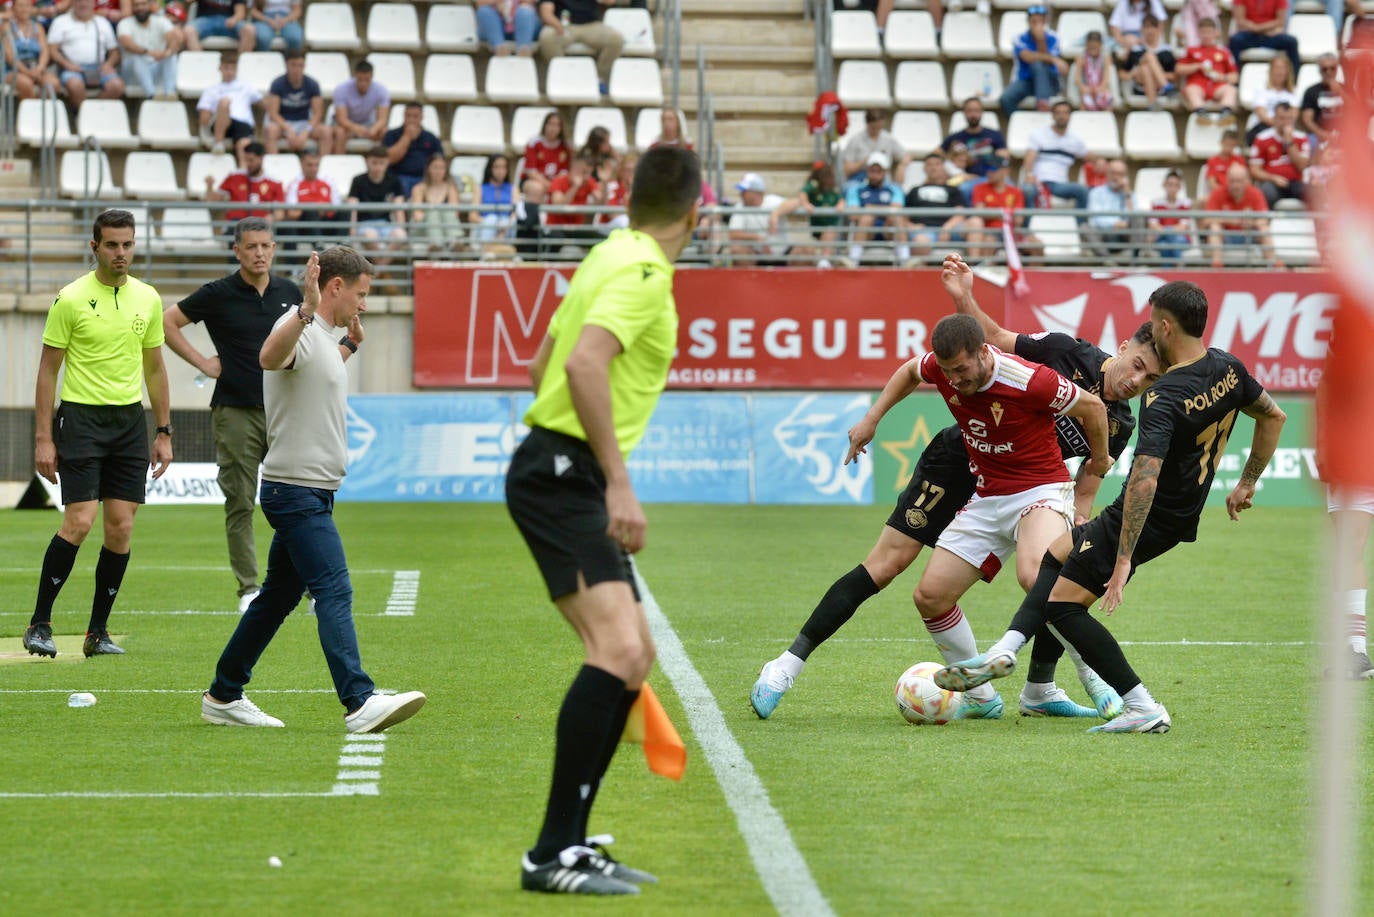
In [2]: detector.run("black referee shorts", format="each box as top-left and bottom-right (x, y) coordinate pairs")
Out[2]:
(1057, 502), (1183, 597)
(884, 431), (977, 545)
(54, 402), (149, 505)
(505, 426), (638, 602)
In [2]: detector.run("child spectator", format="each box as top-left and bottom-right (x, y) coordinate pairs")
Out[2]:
(1083, 153), (1108, 187)
(967, 156), (1042, 261)
(1119, 15), (1176, 109)
(547, 152), (605, 230)
(1001, 4), (1068, 118)
(1149, 168), (1193, 263)
(347, 144), (408, 264)
(1075, 31), (1114, 111)
(770, 161), (845, 267)
(1177, 17), (1238, 124)
(1205, 128), (1247, 194)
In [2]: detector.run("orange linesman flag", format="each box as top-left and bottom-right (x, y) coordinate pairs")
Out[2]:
(620, 683), (686, 781)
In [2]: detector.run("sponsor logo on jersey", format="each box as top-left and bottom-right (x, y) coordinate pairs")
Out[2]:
(990, 402), (1004, 426)
(1145, 391), (1159, 407)
(905, 507), (929, 529)
(1072, 369), (1083, 381)
(1080, 539), (1093, 552)
(1051, 376), (1076, 412)
(1183, 366), (1240, 414)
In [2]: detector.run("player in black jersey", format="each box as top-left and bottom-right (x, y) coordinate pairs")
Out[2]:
(936, 280), (1288, 733)
(749, 253), (1162, 721)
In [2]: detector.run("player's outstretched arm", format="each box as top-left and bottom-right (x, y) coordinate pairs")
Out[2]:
(1227, 391), (1287, 520)
(1064, 389), (1112, 477)
(846, 357), (923, 464)
(941, 253), (1017, 352)
(1103, 452), (1163, 615)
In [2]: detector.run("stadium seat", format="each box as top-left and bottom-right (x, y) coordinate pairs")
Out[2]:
(545, 57), (602, 105)
(186, 152), (237, 199)
(1132, 165), (1172, 208)
(155, 207), (220, 252)
(239, 51), (285, 96)
(836, 60), (892, 109)
(59, 149), (121, 198)
(891, 111), (944, 157)
(942, 12), (997, 58)
(16, 98), (79, 148)
(511, 105), (557, 149)
(262, 153), (302, 186)
(368, 53), (417, 102)
(894, 61), (949, 109)
(123, 151), (185, 199)
(105, 204), (154, 246)
(481, 56), (538, 105)
(426, 4), (479, 53)
(997, 12), (1027, 59)
(947, 109), (1002, 133)
(76, 100), (138, 149)
(303, 3), (361, 51)
(884, 10), (940, 58)
(177, 50), (222, 99)
(306, 52), (351, 99)
(1237, 62), (1269, 110)
(1027, 213), (1081, 257)
(387, 104), (442, 137)
(1006, 110), (1051, 157)
(450, 105), (507, 154)
(950, 60), (1006, 105)
(1271, 215), (1319, 265)
(1295, 62), (1332, 97)
(367, 4), (420, 52)
(318, 154), (367, 194)
(137, 99), (199, 150)
(608, 58), (664, 107)
(1122, 110), (1183, 160)
(604, 7), (656, 56)
(450, 155), (489, 193)
(1183, 111), (1227, 158)
(831, 10), (882, 58)
(573, 107), (628, 151)
(1067, 110), (1122, 156)
(633, 107), (690, 150)
(833, 109), (869, 160)
(1289, 14), (1338, 61)
(423, 54), (479, 103)
(1055, 11), (1108, 57)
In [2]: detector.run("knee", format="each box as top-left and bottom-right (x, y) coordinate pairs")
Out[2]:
(911, 584), (950, 619)
(103, 516), (134, 547)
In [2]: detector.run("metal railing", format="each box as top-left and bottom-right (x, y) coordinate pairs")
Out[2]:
(806, 0), (836, 167)
(660, 0), (682, 113)
(0, 55), (14, 163)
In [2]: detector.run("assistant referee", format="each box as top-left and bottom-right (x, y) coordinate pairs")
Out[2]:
(24, 209), (173, 659)
(506, 145), (701, 897)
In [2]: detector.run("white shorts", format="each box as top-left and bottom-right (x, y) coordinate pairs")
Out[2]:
(936, 481), (1074, 582)
(1328, 485), (1374, 515)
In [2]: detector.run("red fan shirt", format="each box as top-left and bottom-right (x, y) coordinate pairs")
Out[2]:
(1205, 152), (1248, 190)
(1234, 0), (1286, 27)
(1181, 45), (1237, 92)
(1151, 196), (1192, 227)
(285, 175), (340, 216)
(523, 137), (571, 182)
(1206, 184), (1269, 230)
(1249, 127), (1310, 183)
(969, 182), (1025, 230)
(546, 173), (599, 225)
(218, 171), (286, 221)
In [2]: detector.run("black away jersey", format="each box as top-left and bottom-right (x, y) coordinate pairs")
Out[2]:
(1015, 331), (1137, 460)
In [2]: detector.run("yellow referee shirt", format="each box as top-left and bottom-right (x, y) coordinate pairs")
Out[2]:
(524, 229), (678, 459)
(42, 271), (165, 406)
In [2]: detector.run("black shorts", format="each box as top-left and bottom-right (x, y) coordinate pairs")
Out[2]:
(226, 119), (255, 141)
(1057, 502), (1183, 597)
(54, 402), (149, 505)
(505, 426), (638, 602)
(884, 428), (977, 545)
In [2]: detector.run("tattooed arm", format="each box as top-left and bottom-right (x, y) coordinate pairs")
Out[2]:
(1101, 452), (1164, 615)
(1226, 391), (1287, 520)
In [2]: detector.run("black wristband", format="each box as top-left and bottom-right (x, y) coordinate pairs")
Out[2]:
(339, 335), (358, 353)
(296, 305), (314, 325)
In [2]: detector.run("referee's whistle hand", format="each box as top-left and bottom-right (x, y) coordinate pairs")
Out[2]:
(35, 441), (58, 484)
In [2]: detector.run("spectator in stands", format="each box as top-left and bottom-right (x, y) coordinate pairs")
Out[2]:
(514, 177), (548, 257)
(47, 0), (123, 108)
(1085, 157), (1137, 260)
(3, 0), (62, 99)
(548, 151), (607, 235)
(1246, 53), (1299, 144)
(472, 153), (518, 242)
(1301, 52), (1344, 145)
(409, 152), (463, 254)
(116, 0), (179, 99)
(31, 0), (72, 31)
(383, 102), (445, 197)
(845, 151), (910, 265)
(841, 109), (909, 186)
(650, 109), (692, 150)
(1000, 4), (1068, 118)
(769, 161), (845, 268)
(1108, 0), (1166, 52)
(577, 124), (620, 178)
(1075, 30), (1115, 111)
(1205, 161), (1281, 268)
(522, 110), (571, 194)
(1177, 18), (1238, 124)
(904, 151), (977, 261)
(1082, 152), (1108, 187)
(942, 97), (1009, 192)
(1229, 0), (1299, 78)
(837, 0), (894, 34)
(725, 172), (787, 266)
(249, 0), (301, 52)
(1022, 100), (1090, 211)
(1119, 14), (1177, 109)
(281, 148), (344, 249)
(91, 0), (120, 25)
(191, 0), (252, 53)
(264, 48), (328, 155)
(966, 156), (1042, 261)
(206, 141), (286, 236)
(1249, 100), (1309, 206)
(161, 0), (197, 51)
(943, 140), (970, 184)
(1149, 168), (1193, 263)
(476, 0), (541, 57)
(331, 59), (391, 154)
(197, 52), (260, 163)
(1205, 128), (1246, 193)
(596, 152), (636, 233)
(347, 144), (408, 264)
(1174, 0), (1219, 48)
(537, 0), (623, 96)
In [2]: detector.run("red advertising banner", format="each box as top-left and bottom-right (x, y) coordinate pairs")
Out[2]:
(413, 266), (1000, 389)
(1004, 271), (1335, 392)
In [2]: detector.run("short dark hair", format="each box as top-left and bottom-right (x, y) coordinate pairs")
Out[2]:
(405, 101), (423, 113)
(353, 59), (374, 74)
(1149, 281), (1209, 338)
(1086, 29), (1103, 41)
(628, 146), (702, 227)
(1199, 16), (1218, 28)
(284, 48), (305, 62)
(244, 141), (266, 156)
(366, 144), (389, 160)
(1051, 100), (1071, 113)
(1130, 321), (1155, 346)
(1165, 169), (1183, 181)
(963, 95), (983, 110)
(1221, 128), (1240, 141)
(1274, 101), (1294, 114)
(93, 208), (135, 243)
(234, 217), (272, 245)
(221, 51), (239, 65)
(1142, 14), (1161, 26)
(931, 314), (985, 360)
(318, 246), (375, 289)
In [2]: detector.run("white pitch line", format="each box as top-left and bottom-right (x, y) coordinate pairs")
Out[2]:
(748, 636), (1315, 647)
(0, 688), (334, 695)
(635, 566), (836, 917)
(383, 570), (420, 616)
(0, 790), (349, 799)
(0, 566), (396, 574)
(0, 610), (416, 618)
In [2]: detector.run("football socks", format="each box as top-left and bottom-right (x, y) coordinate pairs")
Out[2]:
(1043, 600), (1143, 698)
(578, 686), (640, 844)
(924, 606), (995, 703)
(89, 547), (130, 634)
(32, 534), (79, 626)
(790, 564), (880, 661)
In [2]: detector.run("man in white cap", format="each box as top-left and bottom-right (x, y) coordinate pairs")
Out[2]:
(726, 172), (788, 266)
(845, 152), (911, 265)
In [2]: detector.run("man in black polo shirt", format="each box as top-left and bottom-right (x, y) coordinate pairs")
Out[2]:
(162, 217), (303, 612)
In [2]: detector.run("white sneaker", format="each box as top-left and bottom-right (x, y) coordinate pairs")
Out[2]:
(975, 0), (990, 16)
(817, 258), (833, 269)
(238, 589), (260, 613)
(345, 690), (427, 734)
(1087, 703), (1171, 733)
(201, 693), (285, 727)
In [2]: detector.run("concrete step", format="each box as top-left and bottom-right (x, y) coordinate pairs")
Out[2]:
(683, 0), (808, 18)
(679, 94), (816, 117)
(679, 18), (816, 47)
(681, 66), (815, 99)
(678, 42), (816, 67)
(710, 116), (812, 149)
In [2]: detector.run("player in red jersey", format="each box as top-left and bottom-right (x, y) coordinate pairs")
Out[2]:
(845, 311), (1110, 718)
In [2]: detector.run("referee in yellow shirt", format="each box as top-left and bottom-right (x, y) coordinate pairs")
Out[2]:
(507, 146), (701, 897)
(23, 210), (173, 659)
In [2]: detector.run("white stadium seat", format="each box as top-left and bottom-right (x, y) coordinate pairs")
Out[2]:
(1068, 110), (1122, 157)
(884, 10), (940, 58)
(573, 107), (628, 151)
(890, 111), (944, 158)
(1271, 215), (1320, 265)
(1132, 166), (1172, 209)
(262, 153), (302, 186)
(608, 58), (663, 107)
(450, 105), (507, 154)
(1123, 110), (1183, 160)
(176, 50), (222, 99)
(1183, 111), (1227, 158)
(76, 100), (138, 149)
(318, 154), (367, 194)
(367, 4), (421, 52)
(894, 61), (950, 109)
(306, 52), (351, 99)
(186, 152), (237, 199)
(426, 4), (479, 53)
(950, 60), (1006, 104)
(633, 107), (690, 150)
(831, 10), (882, 58)
(1054, 11), (1108, 57)
(836, 60), (892, 109)
(1006, 110), (1051, 157)
(1238, 62), (1269, 110)
(450, 155), (489, 193)
(942, 12), (997, 59)
(545, 57), (602, 105)
(17, 98), (79, 148)
(423, 54), (479, 103)
(997, 12), (1027, 59)
(368, 52), (417, 102)
(604, 8), (656, 56)
(482, 56), (539, 105)
(238, 51), (284, 96)
(387, 104), (441, 137)
(123, 151), (185, 199)
(155, 207), (220, 252)
(303, 3), (361, 51)
(1289, 14), (1338, 61)
(138, 99), (199, 150)
(511, 106), (557, 149)
(1027, 213), (1082, 257)
(946, 109), (1001, 133)
(59, 150), (121, 198)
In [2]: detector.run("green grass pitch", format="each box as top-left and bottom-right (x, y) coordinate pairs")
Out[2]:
(0, 502), (1368, 915)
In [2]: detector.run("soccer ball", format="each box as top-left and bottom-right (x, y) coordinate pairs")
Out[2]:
(895, 662), (962, 725)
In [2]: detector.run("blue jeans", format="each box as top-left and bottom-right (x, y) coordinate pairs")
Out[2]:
(1228, 31), (1299, 77)
(255, 14), (304, 50)
(1155, 231), (1189, 262)
(122, 54), (177, 96)
(1022, 180), (1089, 211)
(209, 481), (375, 711)
(195, 14), (246, 40)
(1000, 62), (1061, 119)
(476, 4), (541, 51)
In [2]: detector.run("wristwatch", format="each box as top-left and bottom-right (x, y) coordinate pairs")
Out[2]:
(339, 335), (359, 354)
(156, 424), (173, 437)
